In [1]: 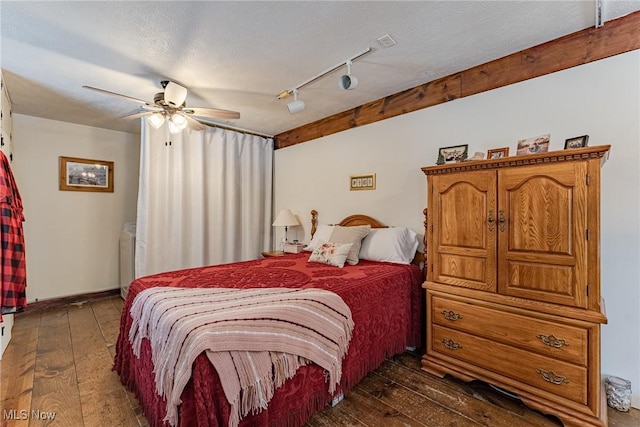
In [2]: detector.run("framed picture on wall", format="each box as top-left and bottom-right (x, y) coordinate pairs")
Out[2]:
(59, 156), (114, 192)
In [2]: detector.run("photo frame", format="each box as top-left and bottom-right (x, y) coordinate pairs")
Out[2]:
(59, 156), (114, 192)
(564, 135), (589, 150)
(487, 147), (510, 159)
(436, 144), (468, 165)
(516, 134), (550, 156)
(350, 173), (376, 191)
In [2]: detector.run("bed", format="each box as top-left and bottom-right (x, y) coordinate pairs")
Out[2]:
(114, 210), (424, 427)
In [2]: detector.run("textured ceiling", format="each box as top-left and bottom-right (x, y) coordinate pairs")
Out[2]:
(1, 1), (639, 137)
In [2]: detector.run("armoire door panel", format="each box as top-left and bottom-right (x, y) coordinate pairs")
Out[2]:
(508, 261), (577, 304)
(498, 163), (588, 308)
(438, 253), (487, 285)
(431, 171), (496, 292)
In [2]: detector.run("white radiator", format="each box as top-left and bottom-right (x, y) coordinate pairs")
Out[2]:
(119, 223), (136, 299)
(0, 313), (14, 360)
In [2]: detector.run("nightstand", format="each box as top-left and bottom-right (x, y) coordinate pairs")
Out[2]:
(283, 243), (305, 254)
(261, 250), (285, 258)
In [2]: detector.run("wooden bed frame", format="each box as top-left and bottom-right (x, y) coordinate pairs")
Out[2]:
(309, 209), (425, 268)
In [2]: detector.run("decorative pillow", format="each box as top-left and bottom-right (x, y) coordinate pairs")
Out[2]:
(308, 241), (353, 268)
(327, 225), (371, 265)
(359, 227), (420, 264)
(304, 224), (335, 252)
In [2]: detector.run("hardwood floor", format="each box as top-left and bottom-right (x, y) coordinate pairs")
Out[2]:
(1, 296), (639, 427)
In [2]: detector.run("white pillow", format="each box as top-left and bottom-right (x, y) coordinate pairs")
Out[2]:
(359, 227), (420, 264)
(304, 224), (335, 251)
(327, 225), (371, 265)
(308, 240), (353, 268)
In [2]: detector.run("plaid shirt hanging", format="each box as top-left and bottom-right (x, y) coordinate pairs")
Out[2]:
(0, 150), (26, 321)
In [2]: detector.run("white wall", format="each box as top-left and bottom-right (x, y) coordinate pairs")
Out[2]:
(274, 50), (640, 408)
(11, 115), (140, 302)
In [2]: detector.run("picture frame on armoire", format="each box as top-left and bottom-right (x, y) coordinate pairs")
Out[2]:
(436, 144), (468, 165)
(516, 134), (550, 155)
(564, 135), (589, 149)
(487, 147), (509, 159)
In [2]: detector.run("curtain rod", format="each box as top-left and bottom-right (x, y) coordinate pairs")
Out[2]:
(201, 121), (273, 139)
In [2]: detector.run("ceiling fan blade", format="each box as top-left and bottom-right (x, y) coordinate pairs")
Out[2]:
(187, 107), (240, 120)
(83, 86), (150, 105)
(121, 111), (152, 120)
(164, 82), (188, 107)
(141, 104), (164, 112)
(182, 114), (206, 131)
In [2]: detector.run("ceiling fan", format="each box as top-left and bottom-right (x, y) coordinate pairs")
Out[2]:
(83, 80), (240, 133)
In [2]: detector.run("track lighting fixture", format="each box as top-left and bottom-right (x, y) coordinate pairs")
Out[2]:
(338, 60), (358, 90)
(277, 47), (373, 111)
(287, 90), (305, 114)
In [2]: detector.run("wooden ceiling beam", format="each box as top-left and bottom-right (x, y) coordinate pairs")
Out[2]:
(274, 11), (640, 150)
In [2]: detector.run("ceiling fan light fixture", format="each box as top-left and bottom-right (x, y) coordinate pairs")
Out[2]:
(287, 90), (305, 114)
(167, 113), (188, 134)
(147, 112), (166, 129)
(170, 113), (188, 129)
(167, 119), (182, 134)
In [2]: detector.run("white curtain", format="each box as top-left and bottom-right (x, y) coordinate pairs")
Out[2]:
(135, 121), (273, 278)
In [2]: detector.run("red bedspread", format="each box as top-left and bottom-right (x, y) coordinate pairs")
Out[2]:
(114, 253), (423, 427)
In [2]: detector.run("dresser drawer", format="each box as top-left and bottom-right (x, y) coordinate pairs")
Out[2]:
(431, 325), (587, 405)
(430, 293), (588, 366)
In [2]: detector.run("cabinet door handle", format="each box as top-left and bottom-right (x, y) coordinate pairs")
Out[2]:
(487, 210), (495, 231)
(441, 310), (463, 321)
(537, 369), (569, 385)
(498, 209), (506, 232)
(537, 334), (568, 348)
(441, 338), (462, 350)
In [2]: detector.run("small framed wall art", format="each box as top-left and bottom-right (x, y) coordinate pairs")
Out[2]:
(436, 144), (468, 165)
(487, 147), (510, 159)
(350, 173), (376, 191)
(564, 135), (589, 149)
(59, 156), (114, 192)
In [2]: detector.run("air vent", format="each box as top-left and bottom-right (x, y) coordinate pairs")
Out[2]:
(377, 34), (397, 48)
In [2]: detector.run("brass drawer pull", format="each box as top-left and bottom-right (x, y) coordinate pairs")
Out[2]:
(537, 369), (569, 385)
(537, 334), (568, 348)
(441, 338), (462, 350)
(441, 310), (463, 321)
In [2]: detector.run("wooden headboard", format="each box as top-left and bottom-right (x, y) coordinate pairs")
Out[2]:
(310, 209), (387, 237)
(309, 209), (425, 268)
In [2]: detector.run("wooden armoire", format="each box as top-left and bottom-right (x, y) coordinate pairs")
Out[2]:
(421, 145), (610, 427)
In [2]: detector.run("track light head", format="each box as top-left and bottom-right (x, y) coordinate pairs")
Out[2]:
(339, 61), (358, 90)
(287, 90), (305, 114)
(339, 74), (358, 90)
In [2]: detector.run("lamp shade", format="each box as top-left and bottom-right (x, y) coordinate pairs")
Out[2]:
(272, 209), (300, 227)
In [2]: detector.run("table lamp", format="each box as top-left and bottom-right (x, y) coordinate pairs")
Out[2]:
(272, 209), (300, 247)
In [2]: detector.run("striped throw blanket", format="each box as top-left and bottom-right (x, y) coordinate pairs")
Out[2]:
(128, 287), (354, 427)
